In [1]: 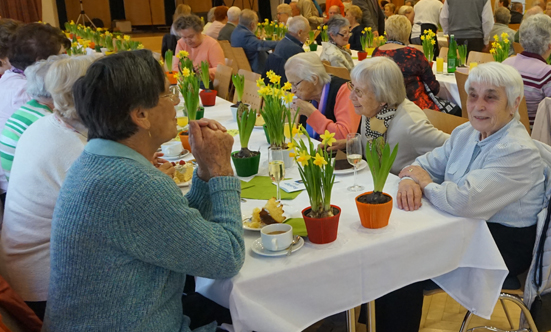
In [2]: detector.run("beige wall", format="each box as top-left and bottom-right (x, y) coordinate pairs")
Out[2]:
(42, 0), (59, 27)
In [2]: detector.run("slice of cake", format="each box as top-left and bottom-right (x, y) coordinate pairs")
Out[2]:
(173, 161), (194, 184)
(334, 150), (353, 171)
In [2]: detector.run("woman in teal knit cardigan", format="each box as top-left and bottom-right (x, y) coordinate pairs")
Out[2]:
(43, 50), (245, 332)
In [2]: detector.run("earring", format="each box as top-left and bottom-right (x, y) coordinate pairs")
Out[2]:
(148, 131), (152, 138)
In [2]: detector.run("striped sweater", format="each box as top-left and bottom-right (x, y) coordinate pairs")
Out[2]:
(0, 99), (52, 181)
(503, 52), (551, 126)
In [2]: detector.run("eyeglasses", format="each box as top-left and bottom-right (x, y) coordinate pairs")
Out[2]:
(337, 30), (350, 37)
(347, 82), (364, 98)
(291, 79), (305, 89)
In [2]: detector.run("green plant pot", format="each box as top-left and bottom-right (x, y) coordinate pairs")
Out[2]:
(196, 107), (204, 120)
(231, 151), (261, 177)
(263, 124), (270, 144)
(309, 43), (318, 51)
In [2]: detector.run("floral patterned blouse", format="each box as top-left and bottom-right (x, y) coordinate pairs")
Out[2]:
(372, 46), (440, 111)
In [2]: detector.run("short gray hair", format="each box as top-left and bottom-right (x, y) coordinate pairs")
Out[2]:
(397, 5), (413, 15)
(207, 7), (216, 22)
(45, 55), (96, 120)
(173, 14), (203, 33)
(284, 52), (331, 86)
(385, 15), (412, 44)
(25, 54), (67, 99)
(350, 57), (407, 108)
(495, 7), (511, 24)
(465, 62), (524, 110)
(277, 4), (292, 16)
(287, 15), (309, 34)
(326, 15), (349, 40)
(240, 9), (258, 27)
(519, 14), (551, 55)
(227, 6), (241, 22)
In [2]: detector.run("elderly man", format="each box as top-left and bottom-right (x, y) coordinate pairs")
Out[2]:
(328, 5), (342, 18)
(352, 0), (385, 36)
(231, 9), (278, 74)
(275, 16), (310, 61)
(490, 7), (515, 55)
(326, 0), (345, 15)
(510, 2), (524, 24)
(218, 6), (240, 41)
(277, 4), (293, 24)
(440, 0), (494, 54)
(411, 0), (443, 44)
(290, 2), (301, 16)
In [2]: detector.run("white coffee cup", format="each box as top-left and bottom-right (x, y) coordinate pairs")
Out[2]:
(261, 223), (293, 251)
(161, 141), (183, 157)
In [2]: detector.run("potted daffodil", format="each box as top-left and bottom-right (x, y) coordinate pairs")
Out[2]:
(198, 60), (217, 106)
(355, 137), (399, 229)
(231, 108), (261, 176)
(176, 62), (200, 152)
(359, 27), (375, 60)
(290, 129), (340, 244)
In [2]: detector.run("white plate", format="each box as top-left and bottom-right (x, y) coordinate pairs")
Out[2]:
(176, 179), (192, 187)
(333, 159), (367, 175)
(163, 149), (190, 161)
(242, 216), (292, 231)
(251, 237), (304, 257)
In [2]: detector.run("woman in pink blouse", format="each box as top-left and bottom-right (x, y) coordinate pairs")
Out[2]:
(285, 52), (361, 140)
(172, 15), (225, 81)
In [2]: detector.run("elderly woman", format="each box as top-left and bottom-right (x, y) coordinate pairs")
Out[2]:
(0, 22), (69, 202)
(0, 19), (22, 78)
(320, 15), (354, 71)
(346, 5), (366, 51)
(0, 55), (96, 321)
(204, 6), (228, 40)
(161, 4), (192, 61)
(42, 50), (244, 332)
(172, 14), (225, 80)
(372, 15), (440, 111)
(503, 14), (551, 126)
(0, 55), (66, 181)
(384, 3), (396, 17)
(329, 57), (448, 174)
(286, 52), (361, 140)
(203, 7), (216, 32)
(387, 62), (545, 332)
(397, 5), (414, 25)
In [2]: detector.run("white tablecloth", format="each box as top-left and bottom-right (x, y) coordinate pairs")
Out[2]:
(179, 97), (508, 332)
(432, 62), (463, 108)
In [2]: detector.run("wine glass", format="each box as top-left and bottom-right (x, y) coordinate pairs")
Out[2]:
(346, 133), (364, 192)
(268, 147), (285, 202)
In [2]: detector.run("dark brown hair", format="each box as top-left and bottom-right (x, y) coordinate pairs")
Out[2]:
(0, 19), (22, 59)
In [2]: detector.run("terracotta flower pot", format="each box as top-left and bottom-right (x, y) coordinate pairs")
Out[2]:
(179, 131), (192, 152)
(358, 51), (368, 61)
(355, 191), (393, 229)
(309, 43), (318, 51)
(166, 72), (178, 85)
(302, 205), (341, 244)
(200, 90), (217, 107)
(231, 151), (261, 177)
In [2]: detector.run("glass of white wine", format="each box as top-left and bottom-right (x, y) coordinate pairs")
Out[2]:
(346, 133), (364, 192)
(268, 147), (285, 201)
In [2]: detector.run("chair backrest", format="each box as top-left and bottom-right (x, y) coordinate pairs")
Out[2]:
(234, 69), (262, 111)
(518, 96), (532, 134)
(454, 70), (469, 118)
(323, 63), (351, 80)
(321, 60), (331, 66)
(408, 44), (424, 52)
(467, 51), (494, 65)
(213, 64), (234, 101)
(532, 98), (551, 145)
(232, 47), (253, 72)
(440, 47), (448, 62)
(508, 23), (521, 31)
(513, 42), (524, 55)
(422, 109), (469, 135)
(218, 40), (239, 74)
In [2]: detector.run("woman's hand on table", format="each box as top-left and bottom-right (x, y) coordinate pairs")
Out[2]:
(189, 121), (234, 181)
(290, 98), (316, 118)
(397, 179), (423, 211)
(398, 165), (433, 189)
(152, 152), (169, 165)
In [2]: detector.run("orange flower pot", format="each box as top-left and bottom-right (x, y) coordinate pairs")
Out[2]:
(302, 205), (341, 244)
(358, 51), (368, 61)
(166, 72), (178, 85)
(355, 191), (393, 229)
(179, 131), (192, 153)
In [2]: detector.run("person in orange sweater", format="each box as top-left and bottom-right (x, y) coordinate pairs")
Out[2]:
(172, 14), (225, 81)
(326, 0), (345, 16)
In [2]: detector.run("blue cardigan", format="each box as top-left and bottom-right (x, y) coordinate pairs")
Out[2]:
(43, 139), (244, 332)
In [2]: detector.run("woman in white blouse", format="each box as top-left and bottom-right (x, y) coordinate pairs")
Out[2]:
(320, 15), (354, 71)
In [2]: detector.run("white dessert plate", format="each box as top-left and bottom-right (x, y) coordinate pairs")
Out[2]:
(333, 159), (367, 175)
(163, 149), (190, 161)
(176, 179), (192, 187)
(251, 237), (304, 257)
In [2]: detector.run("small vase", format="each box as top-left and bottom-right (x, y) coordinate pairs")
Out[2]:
(179, 131), (192, 152)
(355, 191), (393, 229)
(366, 48), (375, 56)
(309, 43), (318, 52)
(302, 205), (341, 244)
(166, 72), (178, 85)
(358, 51), (368, 61)
(199, 90), (217, 107)
(231, 151), (261, 177)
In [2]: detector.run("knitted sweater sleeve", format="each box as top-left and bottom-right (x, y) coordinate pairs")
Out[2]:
(119, 174), (245, 279)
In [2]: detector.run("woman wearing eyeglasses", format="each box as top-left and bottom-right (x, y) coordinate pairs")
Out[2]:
(320, 15), (355, 71)
(286, 52), (361, 140)
(329, 56), (449, 174)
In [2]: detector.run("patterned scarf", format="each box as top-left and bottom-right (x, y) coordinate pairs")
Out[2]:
(364, 104), (397, 141)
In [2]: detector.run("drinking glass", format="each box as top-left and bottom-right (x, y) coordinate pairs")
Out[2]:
(268, 147), (285, 201)
(346, 133), (364, 192)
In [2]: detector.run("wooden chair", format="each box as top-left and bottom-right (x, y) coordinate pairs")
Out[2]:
(213, 64), (234, 101)
(408, 44), (424, 52)
(508, 23), (521, 31)
(422, 109), (468, 135)
(323, 63), (351, 80)
(439, 47), (448, 62)
(233, 69), (262, 111)
(455, 70), (469, 118)
(513, 42), (524, 54)
(518, 96), (532, 134)
(219, 40), (239, 74)
(467, 51), (494, 65)
(232, 47), (253, 72)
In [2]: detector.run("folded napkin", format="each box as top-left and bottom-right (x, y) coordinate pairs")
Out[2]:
(285, 218), (307, 237)
(240, 176), (302, 200)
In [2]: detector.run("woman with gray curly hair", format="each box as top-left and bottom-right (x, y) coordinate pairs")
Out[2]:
(503, 13), (551, 126)
(320, 15), (354, 70)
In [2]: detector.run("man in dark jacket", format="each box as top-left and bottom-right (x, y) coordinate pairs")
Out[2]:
(510, 2), (524, 24)
(218, 6), (240, 41)
(274, 16), (310, 61)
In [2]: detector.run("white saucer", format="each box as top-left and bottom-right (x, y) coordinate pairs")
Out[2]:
(163, 149), (190, 161)
(251, 237), (304, 257)
(333, 159), (368, 175)
(176, 179), (192, 187)
(242, 216), (292, 231)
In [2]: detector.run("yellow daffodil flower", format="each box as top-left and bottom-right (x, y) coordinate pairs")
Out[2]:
(313, 153), (327, 167)
(364, 27), (368, 31)
(174, 72), (182, 80)
(490, 48), (496, 54)
(269, 74), (281, 85)
(124, 35), (130, 41)
(282, 81), (292, 91)
(379, 36), (385, 41)
(182, 67), (191, 77)
(159, 59), (164, 66)
(283, 92), (295, 104)
(292, 126), (301, 137)
(320, 130), (336, 147)
(256, 78), (265, 88)
(323, 25), (328, 30)
(420, 35), (425, 41)
(297, 150), (311, 166)
(287, 141), (297, 150)
(137, 44), (144, 49)
(431, 40), (436, 45)
(289, 152), (296, 158)
(317, 26), (321, 30)
(178, 50), (189, 58)
(493, 34), (499, 41)
(367, 27), (372, 32)
(503, 38), (509, 44)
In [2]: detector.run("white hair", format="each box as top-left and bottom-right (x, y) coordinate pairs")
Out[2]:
(465, 62), (524, 110)
(519, 14), (551, 55)
(287, 15), (309, 34)
(284, 52), (331, 86)
(207, 7), (216, 22)
(45, 55), (96, 120)
(326, 15), (349, 38)
(227, 6), (241, 22)
(350, 57), (407, 107)
(25, 54), (67, 99)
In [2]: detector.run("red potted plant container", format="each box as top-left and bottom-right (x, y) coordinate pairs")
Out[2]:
(302, 205), (341, 244)
(199, 89), (217, 106)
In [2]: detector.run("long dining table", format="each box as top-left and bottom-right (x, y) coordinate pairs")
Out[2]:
(176, 96), (508, 332)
